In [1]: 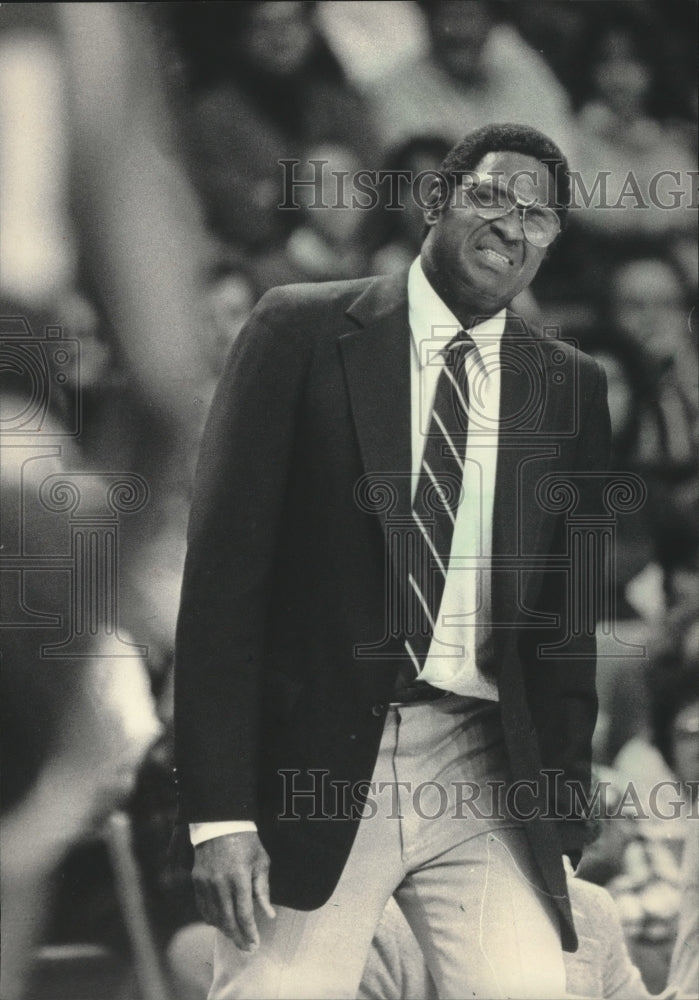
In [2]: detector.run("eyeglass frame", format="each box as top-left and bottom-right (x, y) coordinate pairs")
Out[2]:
(456, 173), (562, 248)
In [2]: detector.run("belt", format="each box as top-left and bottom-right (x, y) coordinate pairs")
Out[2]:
(389, 681), (449, 706)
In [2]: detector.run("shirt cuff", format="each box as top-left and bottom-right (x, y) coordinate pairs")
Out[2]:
(189, 821), (258, 845)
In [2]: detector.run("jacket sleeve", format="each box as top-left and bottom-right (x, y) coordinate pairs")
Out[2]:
(173, 290), (312, 823)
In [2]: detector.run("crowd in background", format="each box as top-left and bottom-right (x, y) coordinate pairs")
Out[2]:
(0, 3), (696, 998)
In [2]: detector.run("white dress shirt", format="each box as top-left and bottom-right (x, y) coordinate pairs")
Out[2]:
(407, 257), (503, 700)
(191, 257), (505, 845)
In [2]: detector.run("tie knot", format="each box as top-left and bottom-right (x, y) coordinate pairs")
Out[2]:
(444, 330), (477, 369)
(452, 328), (476, 347)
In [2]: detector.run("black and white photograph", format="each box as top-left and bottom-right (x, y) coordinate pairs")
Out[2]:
(1, 3), (697, 998)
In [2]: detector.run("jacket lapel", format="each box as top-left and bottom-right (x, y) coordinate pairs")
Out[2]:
(339, 272), (413, 528)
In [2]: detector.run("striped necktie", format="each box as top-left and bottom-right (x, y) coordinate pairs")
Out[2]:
(400, 330), (477, 685)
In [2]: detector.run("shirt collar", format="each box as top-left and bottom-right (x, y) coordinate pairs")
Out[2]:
(407, 256), (506, 368)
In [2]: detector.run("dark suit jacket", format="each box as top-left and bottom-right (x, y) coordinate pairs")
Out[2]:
(174, 270), (611, 951)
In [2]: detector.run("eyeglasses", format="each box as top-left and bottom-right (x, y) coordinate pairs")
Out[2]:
(465, 180), (561, 248)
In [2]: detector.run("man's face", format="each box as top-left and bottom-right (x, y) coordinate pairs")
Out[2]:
(429, 1), (492, 82)
(421, 152), (555, 318)
(241, 1), (315, 78)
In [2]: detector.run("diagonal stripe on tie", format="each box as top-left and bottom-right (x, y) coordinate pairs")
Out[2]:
(432, 411), (466, 472)
(397, 330), (477, 690)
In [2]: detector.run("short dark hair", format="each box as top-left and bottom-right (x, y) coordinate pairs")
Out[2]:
(436, 122), (571, 231)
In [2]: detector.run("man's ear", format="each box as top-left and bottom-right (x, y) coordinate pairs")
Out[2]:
(422, 178), (446, 228)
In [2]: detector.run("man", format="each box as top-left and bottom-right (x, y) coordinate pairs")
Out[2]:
(367, 1), (573, 155)
(174, 123), (611, 998)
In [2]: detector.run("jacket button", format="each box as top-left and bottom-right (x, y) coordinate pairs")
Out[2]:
(371, 702), (386, 717)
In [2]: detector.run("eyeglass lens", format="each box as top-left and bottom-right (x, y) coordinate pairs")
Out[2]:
(467, 182), (560, 247)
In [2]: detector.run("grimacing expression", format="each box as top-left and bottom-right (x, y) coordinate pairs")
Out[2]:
(421, 152), (556, 316)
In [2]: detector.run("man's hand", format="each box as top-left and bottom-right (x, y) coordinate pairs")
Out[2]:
(192, 832), (275, 952)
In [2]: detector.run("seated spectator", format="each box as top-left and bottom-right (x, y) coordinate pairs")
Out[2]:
(619, 623), (699, 817)
(668, 829), (698, 999)
(574, 15), (695, 240)
(598, 255), (699, 615)
(509, 2), (592, 103)
(575, 767), (638, 890)
(317, 0), (427, 89)
(608, 614), (699, 994)
(252, 142), (369, 292)
(166, 1), (377, 249)
(366, 0), (574, 156)
(580, 322), (676, 609)
(607, 257), (697, 481)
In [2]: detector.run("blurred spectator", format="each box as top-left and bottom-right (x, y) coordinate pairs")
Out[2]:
(605, 255), (698, 598)
(609, 258), (696, 466)
(606, 614), (699, 994)
(317, 1), (427, 87)
(515, 1), (697, 126)
(574, 11), (695, 241)
(583, 336), (643, 471)
(576, 253), (698, 627)
(366, 0), (574, 156)
(252, 142), (369, 292)
(668, 828), (698, 999)
(643, 623), (699, 808)
(581, 316), (688, 609)
(575, 767), (637, 890)
(164, 1), (377, 250)
(510, 2), (592, 102)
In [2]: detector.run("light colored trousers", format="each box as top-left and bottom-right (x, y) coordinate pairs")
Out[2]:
(209, 695), (567, 999)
